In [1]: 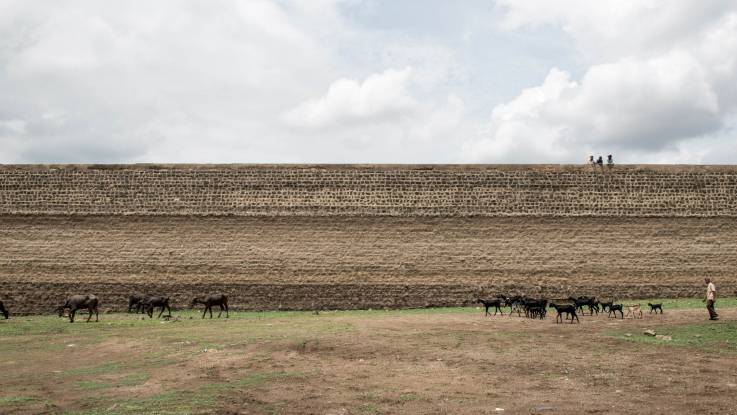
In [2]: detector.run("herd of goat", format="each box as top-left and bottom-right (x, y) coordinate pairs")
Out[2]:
(477, 295), (664, 323)
(0, 293), (229, 323)
(1, 294), (663, 324)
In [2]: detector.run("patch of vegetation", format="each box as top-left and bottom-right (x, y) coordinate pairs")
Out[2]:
(119, 372), (150, 387)
(64, 362), (124, 377)
(611, 321), (737, 355)
(68, 371), (300, 415)
(358, 403), (380, 414)
(76, 380), (113, 391)
(398, 392), (421, 403)
(0, 395), (37, 406)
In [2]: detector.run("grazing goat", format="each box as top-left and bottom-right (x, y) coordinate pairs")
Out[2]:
(144, 296), (172, 319)
(648, 303), (663, 314)
(569, 296), (599, 315)
(608, 304), (624, 319)
(0, 300), (8, 319)
(624, 304), (643, 319)
(58, 294), (99, 323)
(191, 294), (229, 319)
(523, 298), (548, 319)
(599, 301), (613, 313)
(128, 293), (150, 313)
(550, 302), (579, 324)
(505, 295), (525, 317)
(477, 298), (505, 316)
(526, 305), (547, 319)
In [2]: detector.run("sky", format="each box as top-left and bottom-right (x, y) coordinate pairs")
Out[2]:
(1, 0), (736, 164)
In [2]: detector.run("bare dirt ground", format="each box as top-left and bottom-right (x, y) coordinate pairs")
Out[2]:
(1, 305), (736, 415)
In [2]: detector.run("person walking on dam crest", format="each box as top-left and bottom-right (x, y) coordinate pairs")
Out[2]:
(704, 277), (718, 320)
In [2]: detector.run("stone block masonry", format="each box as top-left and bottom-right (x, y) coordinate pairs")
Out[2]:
(2, 164), (737, 217)
(1, 164), (736, 313)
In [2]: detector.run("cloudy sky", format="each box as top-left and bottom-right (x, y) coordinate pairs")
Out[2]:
(1, 0), (736, 164)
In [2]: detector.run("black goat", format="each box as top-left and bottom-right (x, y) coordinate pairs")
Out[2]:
(505, 295), (525, 317)
(145, 296), (172, 318)
(647, 303), (663, 314)
(58, 294), (99, 323)
(191, 294), (229, 319)
(569, 296), (599, 315)
(0, 300), (8, 319)
(477, 298), (505, 316)
(599, 301), (613, 313)
(523, 298), (548, 318)
(608, 303), (624, 319)
(526, 305), (547, 319)
(550, 302), (579, 324)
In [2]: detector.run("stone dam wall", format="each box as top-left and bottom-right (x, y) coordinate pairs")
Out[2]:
(1, 164), (736, 313)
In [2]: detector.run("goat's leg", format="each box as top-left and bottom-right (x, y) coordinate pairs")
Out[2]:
(201, 307), (207, 319)
(209, 306), (213, 319)
(217, 304), (223, 318)
(158, 306), (165, 318)
(86, 307), (93, 322)
(69, 308), (76, 323)
(573, 314), (579, 323)
(225, 302), (229, 318)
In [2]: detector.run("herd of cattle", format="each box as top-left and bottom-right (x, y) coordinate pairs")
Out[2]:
(477, 295), (664, 323)
(0, 293), (230, 323)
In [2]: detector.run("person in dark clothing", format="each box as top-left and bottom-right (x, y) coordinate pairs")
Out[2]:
(607, 154), (614, 168)
(596, 156), (603, 166)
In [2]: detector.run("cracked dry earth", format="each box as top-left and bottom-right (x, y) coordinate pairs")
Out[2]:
(1, 307), (736, 415)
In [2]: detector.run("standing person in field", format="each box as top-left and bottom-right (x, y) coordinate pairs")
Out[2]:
(704, 277), (718, 320)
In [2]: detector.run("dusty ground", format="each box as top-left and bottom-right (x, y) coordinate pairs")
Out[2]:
(1, 303), (736, 414)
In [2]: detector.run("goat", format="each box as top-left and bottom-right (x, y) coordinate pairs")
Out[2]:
(128, 293), (150, 313)
(191, 294), (229, 319)
(648, 303), (663, 314)
(144, 296), (172, 319)
(624, 304), (643, 319)
(477, 298), (505, 316)
(505, 295), (525, 317)
(569, 296), (599, 315)
(608, 303), (624, 319)
(57, 294), (99, 323)
(599, 301), (613, 313)
(523, 298), (548, 319)
(526, 305), (547, 319)
(0, 300), (8, 319)
(550, 302), (579, 324)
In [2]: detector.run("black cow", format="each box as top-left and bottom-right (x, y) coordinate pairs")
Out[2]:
(191, 294), (229, 319)
(58, 294), (99, 323)
(0, 300), (8, 319)
(128, 293), (150, 313)
(145, 296), (172, 319)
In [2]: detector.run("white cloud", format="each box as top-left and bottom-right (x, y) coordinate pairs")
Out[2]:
(283, 67), (418, 129)
(1, 1), (736, 164)
(464, 2), (737, 163)
(282, 67), (466, 161)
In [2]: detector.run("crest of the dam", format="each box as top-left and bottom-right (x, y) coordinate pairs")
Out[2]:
(1, 164), (736, 313)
